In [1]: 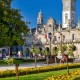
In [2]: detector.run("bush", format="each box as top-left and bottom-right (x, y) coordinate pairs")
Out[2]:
(72, 76), (80, 80)
(45, 68), (80, 80)
(0, 63), (80, 78)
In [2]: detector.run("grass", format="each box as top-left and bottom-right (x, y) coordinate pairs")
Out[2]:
(71, 75), (80, 80)
(0, 68), (80, 80)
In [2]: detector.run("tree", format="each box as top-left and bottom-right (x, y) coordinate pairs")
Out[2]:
(67, 44), (76, 61)
(0, 0), (28, 57)
(52, 47), (59, 55)
(41, 49), (49, 66)
(0, 0), (28, 80)
(52, 47), (59, 63)
(31, 45), (39, 67)
(62, 45), (69, 75)
(62, 45), (67, 54)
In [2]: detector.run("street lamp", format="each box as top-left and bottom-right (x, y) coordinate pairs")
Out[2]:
(48, 32), (52, 56)
(58, 23), (63, 55)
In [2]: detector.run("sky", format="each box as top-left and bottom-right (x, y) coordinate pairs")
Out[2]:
(11, 0), (80, 29)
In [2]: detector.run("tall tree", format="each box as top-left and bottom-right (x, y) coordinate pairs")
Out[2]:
(0, 1), (29, 80)
(0, 0), (28, 47)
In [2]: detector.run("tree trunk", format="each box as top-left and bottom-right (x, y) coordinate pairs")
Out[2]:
(35, 55), (37, 68)
(73, 55), (74, 63)
(15, 64), (19, 80)
(46, 55), (49, 66)
(66, 58), (69, 75)
(55, 56), (57, 63)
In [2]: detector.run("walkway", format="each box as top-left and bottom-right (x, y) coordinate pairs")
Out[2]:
(0, 62), (56, 70)
(0, 58), (80, 71)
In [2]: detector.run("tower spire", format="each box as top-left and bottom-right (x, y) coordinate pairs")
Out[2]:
(37, 10), (44, 25)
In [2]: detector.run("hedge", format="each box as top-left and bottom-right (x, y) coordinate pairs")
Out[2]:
(0, 63), (80, 78)
(45, 69), (80, 80)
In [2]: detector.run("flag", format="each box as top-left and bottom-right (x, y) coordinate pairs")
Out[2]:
(44, 34), (47, 39)
(48, 33), (50, 39)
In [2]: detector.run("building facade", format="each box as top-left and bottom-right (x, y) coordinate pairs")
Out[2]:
(22, 0), (80, 57)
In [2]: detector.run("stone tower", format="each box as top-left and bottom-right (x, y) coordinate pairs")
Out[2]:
(37, 10), (44, 25)
(62, 0), (76, 29)
(37, 10), (44, 34)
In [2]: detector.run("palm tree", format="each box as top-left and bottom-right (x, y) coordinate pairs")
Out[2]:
(52, 47), (59, 63)
(31, 45), (39, 67)
(62, 45), (69, 75)
(67, 44), (76, 62)
(41, 50), (49, 66)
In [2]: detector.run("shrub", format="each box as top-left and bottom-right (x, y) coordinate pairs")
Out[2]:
(44, 69), (80, 80)
(0, 63), (80, 78)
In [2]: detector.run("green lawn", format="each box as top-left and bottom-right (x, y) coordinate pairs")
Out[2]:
(71, 75), (80, 80)
(0, 68), (80, 80)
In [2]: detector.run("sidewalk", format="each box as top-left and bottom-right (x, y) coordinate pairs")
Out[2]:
(0, 58), (80, 71)
(0, 62), (56, 70)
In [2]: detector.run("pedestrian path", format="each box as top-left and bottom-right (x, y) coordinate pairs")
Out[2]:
(0, 62), (55, 70)
(0, 58), (80, 71)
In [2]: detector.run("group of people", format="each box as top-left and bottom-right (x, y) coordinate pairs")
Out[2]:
(60, 54), (68, 63)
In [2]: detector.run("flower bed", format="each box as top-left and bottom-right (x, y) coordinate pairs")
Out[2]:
(44, 69), (80, 80)
(0, 63), (80, 78)
(72, 76), (80, 80)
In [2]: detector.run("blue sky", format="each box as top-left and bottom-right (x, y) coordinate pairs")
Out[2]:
(11, 0), (80, 28)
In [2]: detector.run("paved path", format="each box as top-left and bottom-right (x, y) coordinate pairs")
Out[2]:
(0, 58), (80, 71)
(0, 62), (56, 70)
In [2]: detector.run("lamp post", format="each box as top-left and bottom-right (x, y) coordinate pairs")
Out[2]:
(60, 32), (63, 54)
(48, 32), (52, 56)
(66, 20), (71, 75)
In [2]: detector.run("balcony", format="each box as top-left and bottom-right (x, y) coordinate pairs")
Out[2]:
(52, 38), (80, 44)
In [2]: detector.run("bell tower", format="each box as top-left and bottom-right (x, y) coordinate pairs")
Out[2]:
(37, 10), (44, 25)
(37, 10), (44, 34)
(62, 0), (76, 29)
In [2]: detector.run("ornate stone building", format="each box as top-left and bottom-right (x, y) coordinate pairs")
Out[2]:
(22, 0), (80, 57)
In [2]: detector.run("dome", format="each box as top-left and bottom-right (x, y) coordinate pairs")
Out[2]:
(47, 17), (56, 24)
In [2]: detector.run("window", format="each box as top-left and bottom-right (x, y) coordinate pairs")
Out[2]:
(72, 13), (75, 23)
(65, 14), (68, 23)
(72, 34), (75, 41)
(49, 24), (51, 27)
(63, 35), (65, 41)
(54, 36), (57, 42)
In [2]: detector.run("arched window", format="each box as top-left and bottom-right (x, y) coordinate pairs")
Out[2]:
(65, 14), (68, 23)
(49, 24), (51, 27)
(72, 13), (75, 23)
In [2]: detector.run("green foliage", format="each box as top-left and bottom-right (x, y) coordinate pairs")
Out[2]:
(0, 63), (80, 78)
(12, 52), (16, 54)
(62, 45), (67, 53)
(0, 68), (79, 80)
(67, 44), (75, 55)
(5, 58), (14, 64)
(31, 45), (39, 55)
(0, 0), (28, 47)
(41, 50), (48, 55)
(52, 47), (59, 55)
(72, 76), (80, 80)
